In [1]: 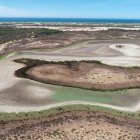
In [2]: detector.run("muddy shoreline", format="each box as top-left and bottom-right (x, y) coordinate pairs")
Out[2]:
(14, 58), (140, 91)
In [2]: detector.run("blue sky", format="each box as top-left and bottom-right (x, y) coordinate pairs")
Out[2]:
(0, 0), (140, 19)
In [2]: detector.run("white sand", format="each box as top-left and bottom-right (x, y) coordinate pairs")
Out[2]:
(0, 101), (139, 113)
(109, 44), (140, 57)
(0, 58), (54, 108)
(45, 26), (140, 32)
(27, 85), (53, 98)
(16, 25), (140, 31)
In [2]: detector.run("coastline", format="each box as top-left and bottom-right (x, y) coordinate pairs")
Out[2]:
(1, 18), (140, 24)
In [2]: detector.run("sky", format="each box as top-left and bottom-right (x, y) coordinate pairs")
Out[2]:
(0, 0), (140, 19)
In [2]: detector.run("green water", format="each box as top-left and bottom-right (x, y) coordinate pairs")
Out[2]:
(0, 51), (16, 60)
(49, 85), (140, 106)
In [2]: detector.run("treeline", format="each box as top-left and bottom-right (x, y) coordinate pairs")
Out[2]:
(0, 27), (62, 44)
(14, 58), (103, 67)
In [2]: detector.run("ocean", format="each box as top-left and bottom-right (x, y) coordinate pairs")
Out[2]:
(0, 18), (140, 24)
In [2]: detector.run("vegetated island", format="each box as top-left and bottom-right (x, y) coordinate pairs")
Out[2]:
(15, 58), (140, 91)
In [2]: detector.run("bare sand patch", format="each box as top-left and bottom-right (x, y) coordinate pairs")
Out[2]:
(109, 44), (140, 57)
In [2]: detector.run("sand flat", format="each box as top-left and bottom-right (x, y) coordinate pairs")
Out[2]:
(1, 40), (140, 112)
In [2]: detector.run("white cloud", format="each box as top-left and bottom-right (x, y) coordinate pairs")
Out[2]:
(0, 6), (29, 17)
(0, 6), (50, 17)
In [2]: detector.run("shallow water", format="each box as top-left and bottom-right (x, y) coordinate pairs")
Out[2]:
(0, 42), (140, 113)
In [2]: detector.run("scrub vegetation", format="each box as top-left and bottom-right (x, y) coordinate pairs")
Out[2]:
(0, 105), (139, 122)
(0, 26), (62, 44)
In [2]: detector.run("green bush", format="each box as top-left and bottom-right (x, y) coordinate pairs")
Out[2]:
(0, 27), (62, 44)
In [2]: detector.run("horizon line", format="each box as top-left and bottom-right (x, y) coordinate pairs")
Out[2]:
(1, 17), (140, 20)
